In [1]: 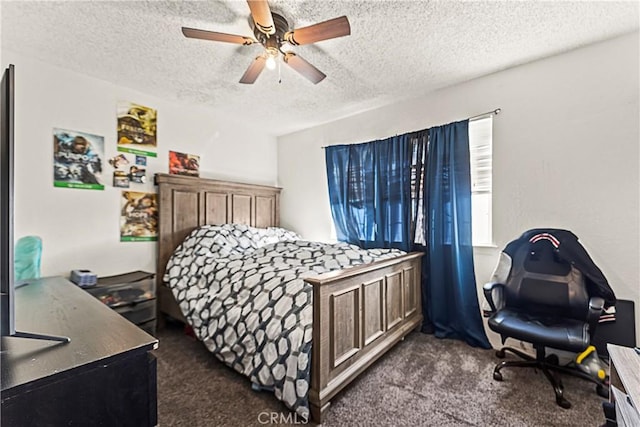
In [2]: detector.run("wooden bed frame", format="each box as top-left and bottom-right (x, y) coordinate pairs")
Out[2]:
(155, 173), (423, 423)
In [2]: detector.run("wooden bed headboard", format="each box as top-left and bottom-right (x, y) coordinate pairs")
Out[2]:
(154, 173), (282, 322)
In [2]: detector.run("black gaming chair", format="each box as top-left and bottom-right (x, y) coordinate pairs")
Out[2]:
(483, 233), (606, 408)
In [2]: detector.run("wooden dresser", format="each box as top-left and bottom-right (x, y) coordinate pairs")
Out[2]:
(1, 277), (158, 426)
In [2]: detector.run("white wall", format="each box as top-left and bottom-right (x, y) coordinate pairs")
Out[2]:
(4, 50), (277, 278)
(278, 32), (640, 342)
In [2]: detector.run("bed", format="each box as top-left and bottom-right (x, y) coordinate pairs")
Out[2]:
(155, 173), (423, 422)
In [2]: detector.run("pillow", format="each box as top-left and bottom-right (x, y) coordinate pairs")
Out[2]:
(254, 226), (301, 247)
(176, 223), (301, 260)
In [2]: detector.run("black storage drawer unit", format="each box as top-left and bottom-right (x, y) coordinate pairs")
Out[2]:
(85, 271), (157, 335)
(115, 299), (156, 324)
(138, 319), (157, 336)
(87, 271), (155, 308)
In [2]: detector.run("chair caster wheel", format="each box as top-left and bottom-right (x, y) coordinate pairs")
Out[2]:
(493, 371), (503, 381)
(496, 349), (506, 359)
(596, 384), (609, 399)
(556, 397), (571, 409)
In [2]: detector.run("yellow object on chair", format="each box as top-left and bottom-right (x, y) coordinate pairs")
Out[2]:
(575, 345), (607, 380)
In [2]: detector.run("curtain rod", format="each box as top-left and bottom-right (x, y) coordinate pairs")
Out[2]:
(469, 108), (501, 121)
(320, 108), (501, 149)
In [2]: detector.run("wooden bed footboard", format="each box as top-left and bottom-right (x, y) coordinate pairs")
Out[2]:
(156, 174), (424, 423)
(304, 252), (423, 423)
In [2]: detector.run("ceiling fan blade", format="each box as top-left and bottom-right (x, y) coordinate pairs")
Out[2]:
(283, 52), (326, 84)
(284, 16), (350, 46)
(182, 27), (256, 45)
(239, 56), (266, 84)
(247, 0), (276, 35)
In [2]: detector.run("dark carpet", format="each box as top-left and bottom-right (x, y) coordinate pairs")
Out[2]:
(154, 323), (606, 426)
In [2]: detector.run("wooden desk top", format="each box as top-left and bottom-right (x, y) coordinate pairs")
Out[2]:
(608, 343), (640, 410)
(1, 277), (158, 394)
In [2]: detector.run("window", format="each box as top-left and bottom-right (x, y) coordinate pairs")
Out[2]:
(409, 132), (428, 246)
(469, 116), (493, 246)
(327, 120), (492, 246)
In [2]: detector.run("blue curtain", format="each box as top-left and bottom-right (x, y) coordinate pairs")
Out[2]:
(424, 121), (490, 348)
(325, 121), (490, 349)
(325, 136), (413, 251)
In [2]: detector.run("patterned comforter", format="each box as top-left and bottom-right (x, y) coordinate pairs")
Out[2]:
(165, 224), (404, 418)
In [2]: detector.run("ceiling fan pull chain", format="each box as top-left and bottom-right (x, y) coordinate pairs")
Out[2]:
(278, 58), (282, 84)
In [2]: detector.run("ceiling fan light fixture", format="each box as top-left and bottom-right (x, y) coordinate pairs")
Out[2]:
(265, 47), (279, 70)
(265, 55), (277, 70)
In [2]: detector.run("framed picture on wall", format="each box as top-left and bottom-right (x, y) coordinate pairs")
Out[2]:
(169, 150), (200, 177)
(53, 128), (105, 190)
(113, 171), (130, 188)
(117, 101), (157, 157)
(129, 165), (147, 184)
(120, 191), (158, 241)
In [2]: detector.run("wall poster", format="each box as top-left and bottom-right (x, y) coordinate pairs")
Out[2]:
(109, 153), (131, 188)
(120, 191), (158, 241)
(169, 150), (200, 177)
(117, 101), (157, 157)
(53, 128), (104, 190)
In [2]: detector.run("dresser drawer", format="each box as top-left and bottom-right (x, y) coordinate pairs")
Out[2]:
(114, 299), (156, 325)
(86, 276), (155, 308)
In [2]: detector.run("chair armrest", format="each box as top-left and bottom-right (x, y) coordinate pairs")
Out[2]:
(587, 297), (604, 335)
(483, 282), (504, 314)
(587, 296), (605, 333)
(589, 297), (605, 312)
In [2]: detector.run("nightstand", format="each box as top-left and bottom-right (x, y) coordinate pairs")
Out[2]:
(607, 344), (640, 426)
(85, 271), (156, 335)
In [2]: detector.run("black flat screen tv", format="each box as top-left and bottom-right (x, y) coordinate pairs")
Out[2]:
(1, 64), (16, 337)
(1, 64), (69, 342)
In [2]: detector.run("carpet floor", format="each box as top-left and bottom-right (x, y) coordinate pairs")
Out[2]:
(154, 323), (606, 426)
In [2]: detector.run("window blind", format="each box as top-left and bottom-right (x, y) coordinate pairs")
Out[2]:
(469, 116), (492, 194)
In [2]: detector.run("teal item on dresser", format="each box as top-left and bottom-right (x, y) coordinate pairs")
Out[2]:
(14, 235), (42, 281)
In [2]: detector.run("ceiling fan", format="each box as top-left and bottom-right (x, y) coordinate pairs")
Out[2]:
(181, 0), (351, 84)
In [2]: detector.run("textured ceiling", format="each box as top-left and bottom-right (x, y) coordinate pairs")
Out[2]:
(2, 1), (638, 136)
